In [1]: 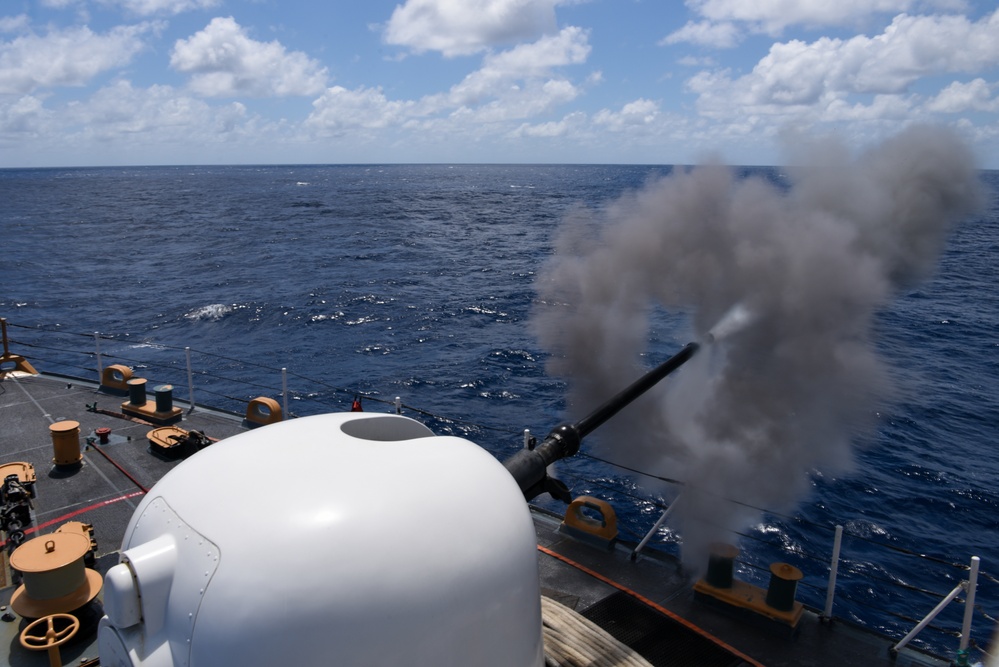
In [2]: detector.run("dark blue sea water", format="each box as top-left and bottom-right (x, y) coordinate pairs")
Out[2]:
(2, 164), (997, 660)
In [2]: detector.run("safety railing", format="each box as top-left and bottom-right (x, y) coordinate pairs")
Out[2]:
(2, 320), (516, 440)
(557, 453), (997, 664)
(889, 556), (980, 663)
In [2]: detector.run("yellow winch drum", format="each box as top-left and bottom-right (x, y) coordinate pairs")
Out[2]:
(9, 532), (103, 618)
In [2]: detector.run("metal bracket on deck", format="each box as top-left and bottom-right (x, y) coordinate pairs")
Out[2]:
(889, 556), (980, 661)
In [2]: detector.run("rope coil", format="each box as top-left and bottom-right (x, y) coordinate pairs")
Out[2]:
(541, 596), (653, 667)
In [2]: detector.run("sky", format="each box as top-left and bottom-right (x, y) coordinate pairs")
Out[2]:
(1, 0), (998, 167)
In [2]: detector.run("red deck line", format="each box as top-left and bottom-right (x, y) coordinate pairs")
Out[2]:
(537, 543), (766, 667)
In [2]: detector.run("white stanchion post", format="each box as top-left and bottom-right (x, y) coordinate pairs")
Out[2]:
(282, 368), (288, 418)
(631, 493), (683, 560)
(823, 525), (844, 621)
(959, 556), (980, 652)
(94, 332), (103, 377)
(185, 347), (196, 412)
(395, 396), (402, 414)
(523, 429), (531, 449)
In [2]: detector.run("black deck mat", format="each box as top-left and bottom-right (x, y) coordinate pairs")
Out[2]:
(582, 591), (750, 667)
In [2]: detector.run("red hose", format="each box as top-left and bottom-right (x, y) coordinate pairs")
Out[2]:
(88, 443), (150, 494)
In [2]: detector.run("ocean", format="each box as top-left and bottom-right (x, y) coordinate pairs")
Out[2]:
(2, 163), (997, 659)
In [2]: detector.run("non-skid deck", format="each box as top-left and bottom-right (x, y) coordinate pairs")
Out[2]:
(0, 372), (950, 667)
(535, 510), (949, 667)
(0, 373), (248, 666)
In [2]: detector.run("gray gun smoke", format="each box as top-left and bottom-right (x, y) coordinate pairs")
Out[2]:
(531, 125), (984, 562)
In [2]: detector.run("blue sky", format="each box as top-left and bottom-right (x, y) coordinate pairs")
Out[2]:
(1, 0), (997, 167)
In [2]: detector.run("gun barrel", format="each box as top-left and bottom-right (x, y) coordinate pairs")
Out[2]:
(503, 342), (700, 501)
(574, 342), (699, 439)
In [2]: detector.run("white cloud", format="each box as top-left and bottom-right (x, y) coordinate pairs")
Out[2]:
(170, 17), (328, 98)
(686, 9), (999, 119)
(0, 23), (154, 94)
(927, 78), (999, 113)
(307, 27), (589, 139)
(0, 95), (49, 136)
(677, 55), (717, 67)
(860, 10), (999, 86)
(661, 20), (740, 48)
(456, 78), (581, 123)
(442, 26), (589, 107)
(511, 111), (586, 138)
(593, 99), (661, 131)
(100, 0), (221, 16)
(383, 0), (561, 57)
(954, 116), (999, 145)
(0, 15), (30, 33)
(1, 79), (258, 161)
(687, 0), (918, 34)
(306, 86), (414, 133)
(483, 24), (590, 74)
(822, 93), (915, 121)
(68, 80), (246, 137)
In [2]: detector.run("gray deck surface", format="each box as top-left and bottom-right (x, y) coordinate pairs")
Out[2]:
(1, 372), (947, 666)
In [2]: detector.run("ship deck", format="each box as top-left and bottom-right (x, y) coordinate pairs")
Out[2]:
(0, 371), (948, 667)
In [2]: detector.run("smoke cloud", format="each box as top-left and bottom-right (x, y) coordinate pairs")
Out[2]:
(531, 126), (983, 563)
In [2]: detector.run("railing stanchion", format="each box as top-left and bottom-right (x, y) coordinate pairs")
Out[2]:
(282, 367), (289, 418)
(630, 492), (683, 560)
(959, 556), (980, 653)
(94, 332), (103, 377)
(822, 524), (844, 622)
(185, 347), (196, 413)
(891, 555), (982, 659)
(891, 583), (965, 656)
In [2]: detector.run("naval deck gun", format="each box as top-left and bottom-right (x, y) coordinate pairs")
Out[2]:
(504, 342), (700, 502)
(92, 342), (700, 667)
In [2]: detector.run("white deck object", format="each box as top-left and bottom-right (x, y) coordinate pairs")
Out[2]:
(98, 412), (544, 667)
